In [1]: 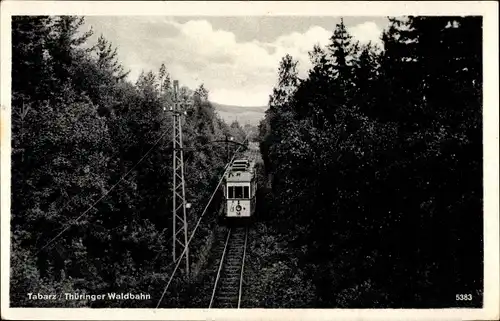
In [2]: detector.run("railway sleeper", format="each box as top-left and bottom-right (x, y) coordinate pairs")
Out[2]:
(217, 290), (237, 295)
(219, 284), (238, 291)
(219, 285), (238, 291)
(217, 296), (238, 302)
(220, 278), (238, 284)
(220, 277), (239, 282)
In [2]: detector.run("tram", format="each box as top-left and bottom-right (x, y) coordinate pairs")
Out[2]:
(221, 158), (256, 223)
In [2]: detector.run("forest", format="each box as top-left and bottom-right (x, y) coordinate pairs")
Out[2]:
(10, 16), (247, 308)
(257, 16), (483, 307)
(10, 15), (483, 309)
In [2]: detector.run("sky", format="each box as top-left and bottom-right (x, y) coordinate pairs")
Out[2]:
(83, 16), (390, 106)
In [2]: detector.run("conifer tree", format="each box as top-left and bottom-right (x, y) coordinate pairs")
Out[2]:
(258, 16), (483, 307)
(95, 34), (130, 81)
(194, 84), (209, 102)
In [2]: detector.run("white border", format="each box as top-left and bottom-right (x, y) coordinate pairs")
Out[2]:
(1, 1), (498, 320)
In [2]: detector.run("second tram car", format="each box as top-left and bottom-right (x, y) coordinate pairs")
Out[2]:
(222, 158), (256, 223)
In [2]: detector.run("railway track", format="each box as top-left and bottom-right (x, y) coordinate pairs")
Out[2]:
(209, 227), (248, 308)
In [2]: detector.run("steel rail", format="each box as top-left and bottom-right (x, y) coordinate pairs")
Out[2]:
(237, 228), (249, 309)
(209, 228), (232, 308)
(155, 134), (249, 309)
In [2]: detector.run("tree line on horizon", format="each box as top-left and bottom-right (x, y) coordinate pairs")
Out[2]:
(258, 16), (483, 307)
(10, 15), (248, 307)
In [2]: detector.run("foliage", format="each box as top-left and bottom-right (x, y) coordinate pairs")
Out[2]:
(244, 224), (315, 308)
(258, 16), (483, 307)
(10, 15), (483, 309)
(10, 15), (235, 307)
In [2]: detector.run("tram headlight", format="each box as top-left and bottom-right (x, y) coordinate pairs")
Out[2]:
(236, 205), (242, 211)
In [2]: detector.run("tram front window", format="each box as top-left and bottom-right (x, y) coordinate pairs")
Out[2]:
(234, 186), (243, 198)
(228, 185), (250, 199)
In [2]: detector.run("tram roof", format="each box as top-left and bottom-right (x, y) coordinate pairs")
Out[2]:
(226, 170), (253, 182)
(226, 159), (254, 182)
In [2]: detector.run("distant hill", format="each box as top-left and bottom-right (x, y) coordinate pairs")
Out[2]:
(211, 102), (267, 126)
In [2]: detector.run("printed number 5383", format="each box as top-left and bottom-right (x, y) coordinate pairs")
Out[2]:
(456, 294), (472, 301)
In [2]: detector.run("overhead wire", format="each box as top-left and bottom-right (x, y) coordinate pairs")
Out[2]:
(155, 134), (249, 309)
(39, 113), (172, 235)
(36, 127), (171, 254)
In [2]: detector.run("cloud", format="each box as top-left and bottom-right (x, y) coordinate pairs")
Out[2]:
(85, 17), (385, 106)
(349, 21), (383, 46)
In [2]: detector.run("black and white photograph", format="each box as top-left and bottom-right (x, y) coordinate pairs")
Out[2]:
(1, 1), (499, 320)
